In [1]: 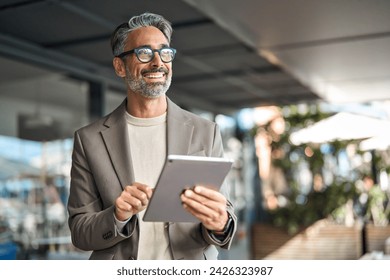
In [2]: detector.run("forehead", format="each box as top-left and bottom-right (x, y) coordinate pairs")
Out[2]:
(126, 26), (168, 49)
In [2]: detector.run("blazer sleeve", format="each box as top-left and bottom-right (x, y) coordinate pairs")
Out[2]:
(201, 124), (237, 249)
(67, 130), (136, 251)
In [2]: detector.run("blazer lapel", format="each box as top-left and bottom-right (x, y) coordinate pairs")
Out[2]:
(167, 98), (194, 156)
(100, 97), (192, 189)
(100, 100), (135, 189)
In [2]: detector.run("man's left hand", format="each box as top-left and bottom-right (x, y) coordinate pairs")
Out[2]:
(180, 186), (228, 232)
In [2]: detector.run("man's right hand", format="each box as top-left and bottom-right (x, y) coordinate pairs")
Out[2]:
(114, 182), (153, 221)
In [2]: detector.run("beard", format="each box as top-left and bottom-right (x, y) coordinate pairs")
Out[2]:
(125, 66), (171, 99)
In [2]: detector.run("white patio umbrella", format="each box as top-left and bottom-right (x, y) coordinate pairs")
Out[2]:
(289, 112), (390, 145)
(359, 133), (390, 151)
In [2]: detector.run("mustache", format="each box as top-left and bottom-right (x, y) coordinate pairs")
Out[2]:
(141, 67), (169, 75)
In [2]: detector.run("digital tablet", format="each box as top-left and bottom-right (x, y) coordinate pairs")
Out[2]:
(143, 154), (234, 223)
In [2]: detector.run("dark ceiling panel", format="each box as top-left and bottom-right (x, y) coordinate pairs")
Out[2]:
(174, 79), (243, 94)
(171, 58), (214, 78)
(74, 0), (207, 24)
(0, 0), (320, 114)
(173, 23), (240, 51)
(56, 40), (113, 66)
(0, 0), (30, 8)
(183, 45), (270, 71)
(243, 71), (298, 87)
(0, 1), (108, 44)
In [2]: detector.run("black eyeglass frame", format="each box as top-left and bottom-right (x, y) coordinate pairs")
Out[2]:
(116, 46), (177, 63)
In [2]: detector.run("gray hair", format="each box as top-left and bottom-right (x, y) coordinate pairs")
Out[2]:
(110, 12), (173, 56)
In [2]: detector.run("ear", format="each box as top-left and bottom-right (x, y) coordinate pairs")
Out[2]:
(112, 57), (126, 78)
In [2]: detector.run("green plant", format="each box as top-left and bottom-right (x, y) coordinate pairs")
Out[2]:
(255, 104), (389, 234)
(268, 178), (359, 234)
(365, 185), (390, 226)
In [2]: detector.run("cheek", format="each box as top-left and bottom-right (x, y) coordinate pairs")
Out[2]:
(167, 65), (173, 77)
(126, 65), (142, 78)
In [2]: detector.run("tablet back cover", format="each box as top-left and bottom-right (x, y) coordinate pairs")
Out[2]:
(143, 155), (233, 223)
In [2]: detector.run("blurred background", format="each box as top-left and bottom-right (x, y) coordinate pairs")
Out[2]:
(1, 0), (390, 260)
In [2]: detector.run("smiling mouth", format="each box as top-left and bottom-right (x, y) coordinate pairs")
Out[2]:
(143, 72), (165, 79)
(142, 67), (169, 80)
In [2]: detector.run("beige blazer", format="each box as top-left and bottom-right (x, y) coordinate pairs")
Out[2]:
(67, 97), (237, 260)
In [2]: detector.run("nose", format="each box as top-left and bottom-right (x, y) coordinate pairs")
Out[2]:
(150, 50), (164, 67)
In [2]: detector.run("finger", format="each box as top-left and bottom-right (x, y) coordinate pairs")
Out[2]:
(115, 197), (133, 212)
(118, 194), (142, 212)
(124, 185), (150, 206)
(137, 185), (153, 199)
(132, 183), (153, 200)
(182, 202), (209, 221)
(115, 184), (151, 220)
(181, 192), (226, 218)
(182, 189), (226, 213)
(193, 186), (227, 203)
(182, 201), (227, 231)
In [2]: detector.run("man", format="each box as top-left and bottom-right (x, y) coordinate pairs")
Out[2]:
(67, 12), (236, 260)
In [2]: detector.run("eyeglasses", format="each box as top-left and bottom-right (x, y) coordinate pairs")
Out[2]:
(117, 46), (176, 63)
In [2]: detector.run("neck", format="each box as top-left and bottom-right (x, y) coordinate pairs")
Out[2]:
(126, 93), (167, 118)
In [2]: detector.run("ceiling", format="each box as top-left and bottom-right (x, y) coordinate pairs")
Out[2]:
(186, 0), (390, 105)
(0, 0), (390, 139)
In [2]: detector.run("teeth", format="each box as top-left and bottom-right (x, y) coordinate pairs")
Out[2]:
(145, 73), (164, 78)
